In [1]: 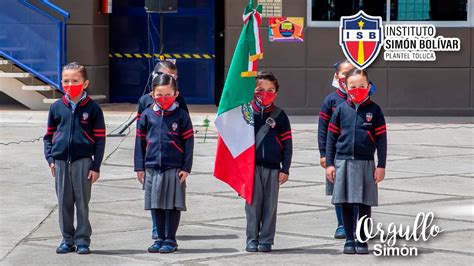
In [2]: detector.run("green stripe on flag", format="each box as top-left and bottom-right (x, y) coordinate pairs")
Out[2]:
(217, 2), (261, 116)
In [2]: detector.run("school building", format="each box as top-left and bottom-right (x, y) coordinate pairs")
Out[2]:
(0, 0), (473, 115)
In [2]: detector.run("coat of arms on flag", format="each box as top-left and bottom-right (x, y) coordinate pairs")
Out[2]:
(339, 10), (383, 70)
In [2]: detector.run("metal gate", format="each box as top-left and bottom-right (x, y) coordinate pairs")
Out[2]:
(109, 0), (215, 104)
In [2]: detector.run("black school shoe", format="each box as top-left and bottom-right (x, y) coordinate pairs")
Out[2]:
(257, 244), (272, 252)
(159, 240), (178, 253)
(343, 240), (356, 254)
(355, 241), (369, 254)
(76, 245), (90, 254)
(245, 240), (258, 252)
(148, 240), (164, 253)
(56, 243), (75, 254)
(334, 225), (346, 239)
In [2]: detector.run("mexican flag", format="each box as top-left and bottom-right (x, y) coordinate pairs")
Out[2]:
(214, 1), (263, 205)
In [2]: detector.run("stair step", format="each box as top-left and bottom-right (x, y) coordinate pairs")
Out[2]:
(22, 85), (54, 91)
(0, 60), (11, 65)
(43, 95), (107, 104)
(0, 47), (26, 52)
(18, 59), (46, 64)
(0, 72), (33, 78)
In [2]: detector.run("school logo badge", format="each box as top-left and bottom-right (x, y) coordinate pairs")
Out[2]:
(366, 112), (373, 122)
(82, 112), (89, 120)
(172, 122), (178, 131)
(340, 11), (383, 70)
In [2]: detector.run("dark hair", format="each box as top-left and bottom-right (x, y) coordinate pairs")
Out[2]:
(345, 68), (369, 83)
(152, 73), (178, 92)
(153, 60), (177, 74)
(256, 70), (279, 92)
(62, 62), (88, 80)
(333, 60), (352, 74)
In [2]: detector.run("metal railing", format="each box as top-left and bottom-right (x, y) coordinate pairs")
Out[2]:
(0, 0), (69, 90)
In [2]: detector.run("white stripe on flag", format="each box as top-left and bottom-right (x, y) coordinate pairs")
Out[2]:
(215, 105), (254, 158)
(253, 15), (261, 55)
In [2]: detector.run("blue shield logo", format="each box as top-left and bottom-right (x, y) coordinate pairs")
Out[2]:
(340, 11), (383, 70)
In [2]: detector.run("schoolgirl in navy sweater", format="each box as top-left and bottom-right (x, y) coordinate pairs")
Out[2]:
(318, 60), (354, 239)
(134, 74), (194, 253)
(326, 68), (387, 255)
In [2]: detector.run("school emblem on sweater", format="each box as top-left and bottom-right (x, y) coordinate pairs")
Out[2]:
(172, 122), (178, 131)
(340, 11), (383, 70)
(82, 112), (89, 120)
(366, 112), (373, 122)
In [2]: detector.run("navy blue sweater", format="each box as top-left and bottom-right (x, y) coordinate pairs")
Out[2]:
(326, 98), (387, 168)
(252, 102), (293, 174)
(137, 94), (189, 121)
(134, 106), (194, 173)
(44, 95), (106, 172)
(318, 89), (347, 158)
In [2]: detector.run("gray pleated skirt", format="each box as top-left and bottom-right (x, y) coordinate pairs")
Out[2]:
(144, 168), (186, 211)
(331, 160), (378, 206)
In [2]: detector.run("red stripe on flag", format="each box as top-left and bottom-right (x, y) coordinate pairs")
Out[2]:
(214, 135), (255, 205)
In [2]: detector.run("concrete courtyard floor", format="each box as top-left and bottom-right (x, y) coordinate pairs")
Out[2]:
(0, 105), (473, 265)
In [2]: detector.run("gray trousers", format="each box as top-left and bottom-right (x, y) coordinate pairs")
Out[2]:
(54, 158), (92, 246)
(245, 166), (280, 245)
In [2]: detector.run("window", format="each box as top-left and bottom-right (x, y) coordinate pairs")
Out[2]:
(308, 0), (470, 26)
(392, 0), (467, 21)
(311, 0), (387, 21)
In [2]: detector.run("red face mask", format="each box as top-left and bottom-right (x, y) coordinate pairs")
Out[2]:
(63, 84), (83, 98)
(348, 88), (369, 104)
(155, 95), (176, 110)
(254, 91), (277, 106)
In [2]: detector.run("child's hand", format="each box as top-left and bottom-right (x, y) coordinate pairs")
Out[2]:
(137, 171), (145, 184)
(88, 170), (100, 183)
(326, 166), (336, 183)
(279, 172), (289, 185)
(49, 163), (55, 177)
(320, 157), (327, 169)
(178, 171), (189, 184)
(374, 168), (385, 184)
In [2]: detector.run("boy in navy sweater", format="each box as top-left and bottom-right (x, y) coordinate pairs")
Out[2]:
(326, 68), (387, 255)
(318, 60), (354, 239)
(44, 62), (106, 255)
(134, 74), (193, 253)
(245, 71), (292, 253)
